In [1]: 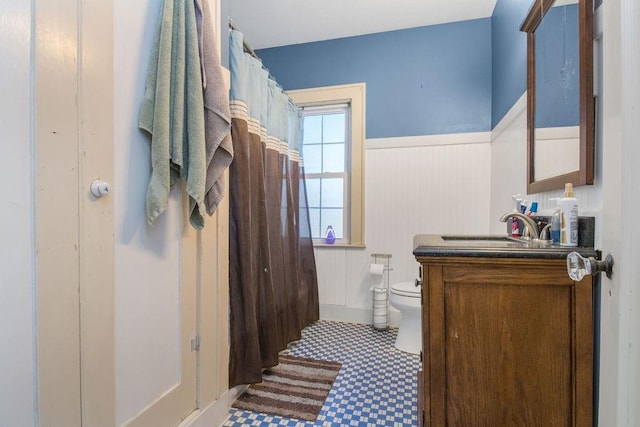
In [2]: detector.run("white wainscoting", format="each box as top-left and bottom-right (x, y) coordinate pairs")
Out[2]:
(489, 93), (530, 233)
(316, 133), (492, 324)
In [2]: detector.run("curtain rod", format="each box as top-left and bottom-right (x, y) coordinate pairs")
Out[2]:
(228, 20), (259, 60)
(227, 18), (298, 111)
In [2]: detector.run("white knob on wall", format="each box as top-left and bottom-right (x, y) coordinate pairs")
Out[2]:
(90, 180), (111, 198)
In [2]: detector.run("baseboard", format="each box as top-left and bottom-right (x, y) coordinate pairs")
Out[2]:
(179, 385), (247, 427)
(320, 304), (401, 327)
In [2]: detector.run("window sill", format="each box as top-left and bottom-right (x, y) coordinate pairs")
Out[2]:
(313, 242), (366, 249)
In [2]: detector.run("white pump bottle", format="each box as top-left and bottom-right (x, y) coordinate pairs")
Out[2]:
(559, 183), (578, 247)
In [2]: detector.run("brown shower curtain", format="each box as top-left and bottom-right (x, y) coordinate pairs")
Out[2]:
(228, 29), (319, 387)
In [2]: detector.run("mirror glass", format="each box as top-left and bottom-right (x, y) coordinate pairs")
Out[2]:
(521, 0), (594, 194)
(534, 2), (579, 181)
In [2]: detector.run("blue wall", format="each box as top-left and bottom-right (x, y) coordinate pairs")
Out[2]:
(251, 0), (580, 137)
(491, 1), (580, 129)
(490, 0), (530, 129)
(257, 19), (492, 139)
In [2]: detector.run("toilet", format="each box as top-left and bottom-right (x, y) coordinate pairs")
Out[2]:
(389, 281), (422, 354)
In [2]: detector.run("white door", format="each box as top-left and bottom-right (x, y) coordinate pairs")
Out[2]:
(598, 0), (640, 425)
(33, 0), (202, 425)
(34, 0), (116, 425)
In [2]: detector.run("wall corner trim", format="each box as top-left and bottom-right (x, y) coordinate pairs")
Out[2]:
(491, 92), (527, 141)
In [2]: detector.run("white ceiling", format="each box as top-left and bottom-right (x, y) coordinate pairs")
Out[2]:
(228, 0), (498, 49)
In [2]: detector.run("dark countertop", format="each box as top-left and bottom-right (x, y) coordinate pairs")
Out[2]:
(413, 234), (599, 259)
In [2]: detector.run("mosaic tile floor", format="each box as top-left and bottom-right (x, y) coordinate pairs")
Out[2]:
(222, 320), (420, 427)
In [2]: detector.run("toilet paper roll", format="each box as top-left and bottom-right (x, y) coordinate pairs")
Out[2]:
(369, 263), (385, 278)
(373, 290), (388, 301)
(373, 314), (388, 329)
(369, 263), (385, 287)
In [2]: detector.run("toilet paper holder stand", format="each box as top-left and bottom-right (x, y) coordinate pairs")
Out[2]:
(370, 253), (393, 288)
(370, 253), (393, 330)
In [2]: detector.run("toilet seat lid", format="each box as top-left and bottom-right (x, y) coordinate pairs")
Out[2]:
(391, 281), (421, 298)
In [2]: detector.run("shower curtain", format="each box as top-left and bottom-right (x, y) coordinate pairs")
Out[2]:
(228, 29), (319, 387)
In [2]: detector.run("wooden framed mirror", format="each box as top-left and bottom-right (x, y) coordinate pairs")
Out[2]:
(520, 0), (594, 194)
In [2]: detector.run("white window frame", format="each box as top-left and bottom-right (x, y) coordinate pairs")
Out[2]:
(289, 83), (366, 247)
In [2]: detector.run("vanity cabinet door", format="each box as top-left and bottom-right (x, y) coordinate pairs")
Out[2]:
(420, 258), (593, 427)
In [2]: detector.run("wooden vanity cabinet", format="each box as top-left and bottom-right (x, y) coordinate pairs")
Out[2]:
(416, 256), (593, 427)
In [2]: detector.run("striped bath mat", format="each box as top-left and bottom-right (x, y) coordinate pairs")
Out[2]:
(232, 354), (342, 421)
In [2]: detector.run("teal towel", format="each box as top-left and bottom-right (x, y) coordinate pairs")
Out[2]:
(195, 0), (233, 215)
(139, 0), (207, 230)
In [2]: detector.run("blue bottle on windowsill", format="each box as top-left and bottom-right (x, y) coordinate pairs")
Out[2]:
(324, 225), (336, 244)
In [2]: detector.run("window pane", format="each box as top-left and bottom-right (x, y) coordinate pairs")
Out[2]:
(305, 179), (320, 208)
(303, 115), (322, 144)
(321, 209), (344, 239)
(321, 178), (344, 208)
(308, 208), (321, 238)
(322, 143), (345, 173)
(322, 113), (345, 143)
(302, 144), (321, 173)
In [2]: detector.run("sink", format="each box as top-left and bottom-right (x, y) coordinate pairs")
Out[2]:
(441, 235), (513, 241)
(440, 235), (520, 244)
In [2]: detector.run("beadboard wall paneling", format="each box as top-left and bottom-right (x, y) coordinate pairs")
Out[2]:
(314, 247), (347, 306)
(316, 134), (492, 321)
(489, 93), (529, 233)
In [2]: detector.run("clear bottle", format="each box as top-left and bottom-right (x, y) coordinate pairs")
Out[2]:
(550, 207), (561, 245)
(324, 225), (336, 244)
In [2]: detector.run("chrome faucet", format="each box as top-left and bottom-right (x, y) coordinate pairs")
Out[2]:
(539, 223), (552, 241)
(499, 212), (540, 240)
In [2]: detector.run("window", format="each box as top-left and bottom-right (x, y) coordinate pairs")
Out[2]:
(288, 83), (365, 247)
(302, 105), (349, 241)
